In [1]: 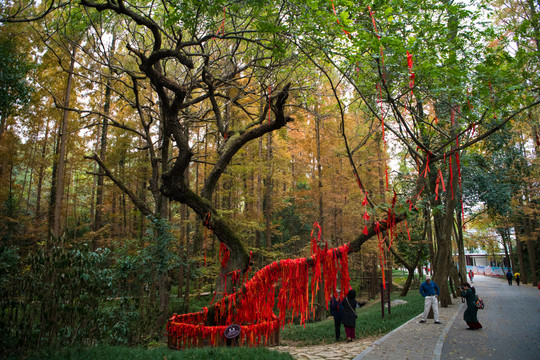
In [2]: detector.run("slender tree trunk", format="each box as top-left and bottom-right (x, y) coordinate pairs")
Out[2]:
(426, 208), (435, 273)
(499, 227), (511, 270)
(92, 75), (112, 247)
(23, 136), (38, 214)
(49, 46), (77, 241)
(178, 166), (190, 298)
(506, 227), (516, 272)
(265, 132), (273, 250)
(399, 248), (422, 297)
(155, 113), (171, 329)
(514, 223), (528, 284)
(455, 210), (466, 282)
(525, 218), (538, 286)
(315, 113), (323, 228)
(36, 118), (50, 221)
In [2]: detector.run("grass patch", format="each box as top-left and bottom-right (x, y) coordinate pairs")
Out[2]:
(280, 291), (424, 345)
(24, 345), (294, 360)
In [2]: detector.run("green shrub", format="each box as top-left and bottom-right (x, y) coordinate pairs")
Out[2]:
(280, 291), (424, 345)
(24, 345), (295, 360)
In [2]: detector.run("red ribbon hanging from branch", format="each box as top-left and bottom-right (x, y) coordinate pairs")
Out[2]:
(368, 5), (385, 64)
(169, 239), (353, 349)
(434, 169), (446, 201)
(404, 219), (412, 242)
(330, 0), (351, 36)
(212, 7), (226, 40)
(422, 153), (431, 178)
(268, 85), (272, 124)
(406, 51), (415, 96)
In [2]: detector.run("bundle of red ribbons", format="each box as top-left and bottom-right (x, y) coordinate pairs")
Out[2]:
(167, 222), (351, 348)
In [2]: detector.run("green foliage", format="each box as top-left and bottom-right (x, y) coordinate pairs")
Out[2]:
(280, 291), (425, 345)
(24, 344), (295, 360)
(0, 35), (32, 123)
(0, 217), (184, 357)
(0, 244), (20, 298)
(461, 136), (523, 217)
(273, 197), (312, 247)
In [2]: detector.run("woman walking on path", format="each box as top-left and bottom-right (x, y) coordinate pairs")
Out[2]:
(515, 273), (521, 286)
(340, 289), (358, 342)
(460, 282), (482, 330)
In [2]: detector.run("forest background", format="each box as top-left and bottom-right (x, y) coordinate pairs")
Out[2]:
(0, 0), (539, 357)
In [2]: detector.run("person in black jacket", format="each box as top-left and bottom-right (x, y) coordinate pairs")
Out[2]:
(329, 294), (342, 341)
(460, 282), (482, 330)
(506, 269), (513, 285)
(339, 289), (358, 342)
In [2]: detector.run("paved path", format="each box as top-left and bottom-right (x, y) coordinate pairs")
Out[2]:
(352, 300), (463, 360)
(276, 337), (377, 360)
(441, 275), (540, 360)
(274, 275), (539, 360)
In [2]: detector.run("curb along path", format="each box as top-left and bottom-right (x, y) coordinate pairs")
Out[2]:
(274, 300), (463, 360)
(353, 301), (463, 360)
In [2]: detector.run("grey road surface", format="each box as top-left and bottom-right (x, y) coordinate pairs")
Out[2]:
(441, 275), (540, 360)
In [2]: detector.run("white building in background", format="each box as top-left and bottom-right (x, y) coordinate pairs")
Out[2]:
(463, 248), (511, 277)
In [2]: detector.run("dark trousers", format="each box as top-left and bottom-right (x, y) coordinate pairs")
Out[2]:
(344, 325), (355, 340)
(466, 321), (482, 329)
(334, 317), (341, 341)
(507, 277), (512, 285)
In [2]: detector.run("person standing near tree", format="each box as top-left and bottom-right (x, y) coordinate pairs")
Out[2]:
(419, 275), (441, 324)
(514, 272), (520, 286)
(468, 269), (474, 283)
(506, 269), (513, 285)
(329, 293), (342, 341)
(339, 289), (358, 342)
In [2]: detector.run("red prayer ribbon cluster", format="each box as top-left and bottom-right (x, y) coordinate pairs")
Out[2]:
(167, 224), (352, 348)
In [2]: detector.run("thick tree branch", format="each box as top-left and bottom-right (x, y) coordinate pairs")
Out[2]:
(201, 83), (293, 200)
(84, 153), (153, 217)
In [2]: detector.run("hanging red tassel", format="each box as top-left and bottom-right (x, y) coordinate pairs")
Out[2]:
(438, 169), (446, 192)
(368, 5), (385, 65)
(219, 243), (230, 268)
(449, 156), (454, 199)
(422, 153), (430, 178)
(368, 6), (379, 40)
(268, 85), (272, 124)
(331, 0), (339, 24)
(404, 219), (411, 242)
(467, 88), (473, 110)
(169, 234), (353, 348)
(406, 51), (415, 95)
(435, 169), (446, 201)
